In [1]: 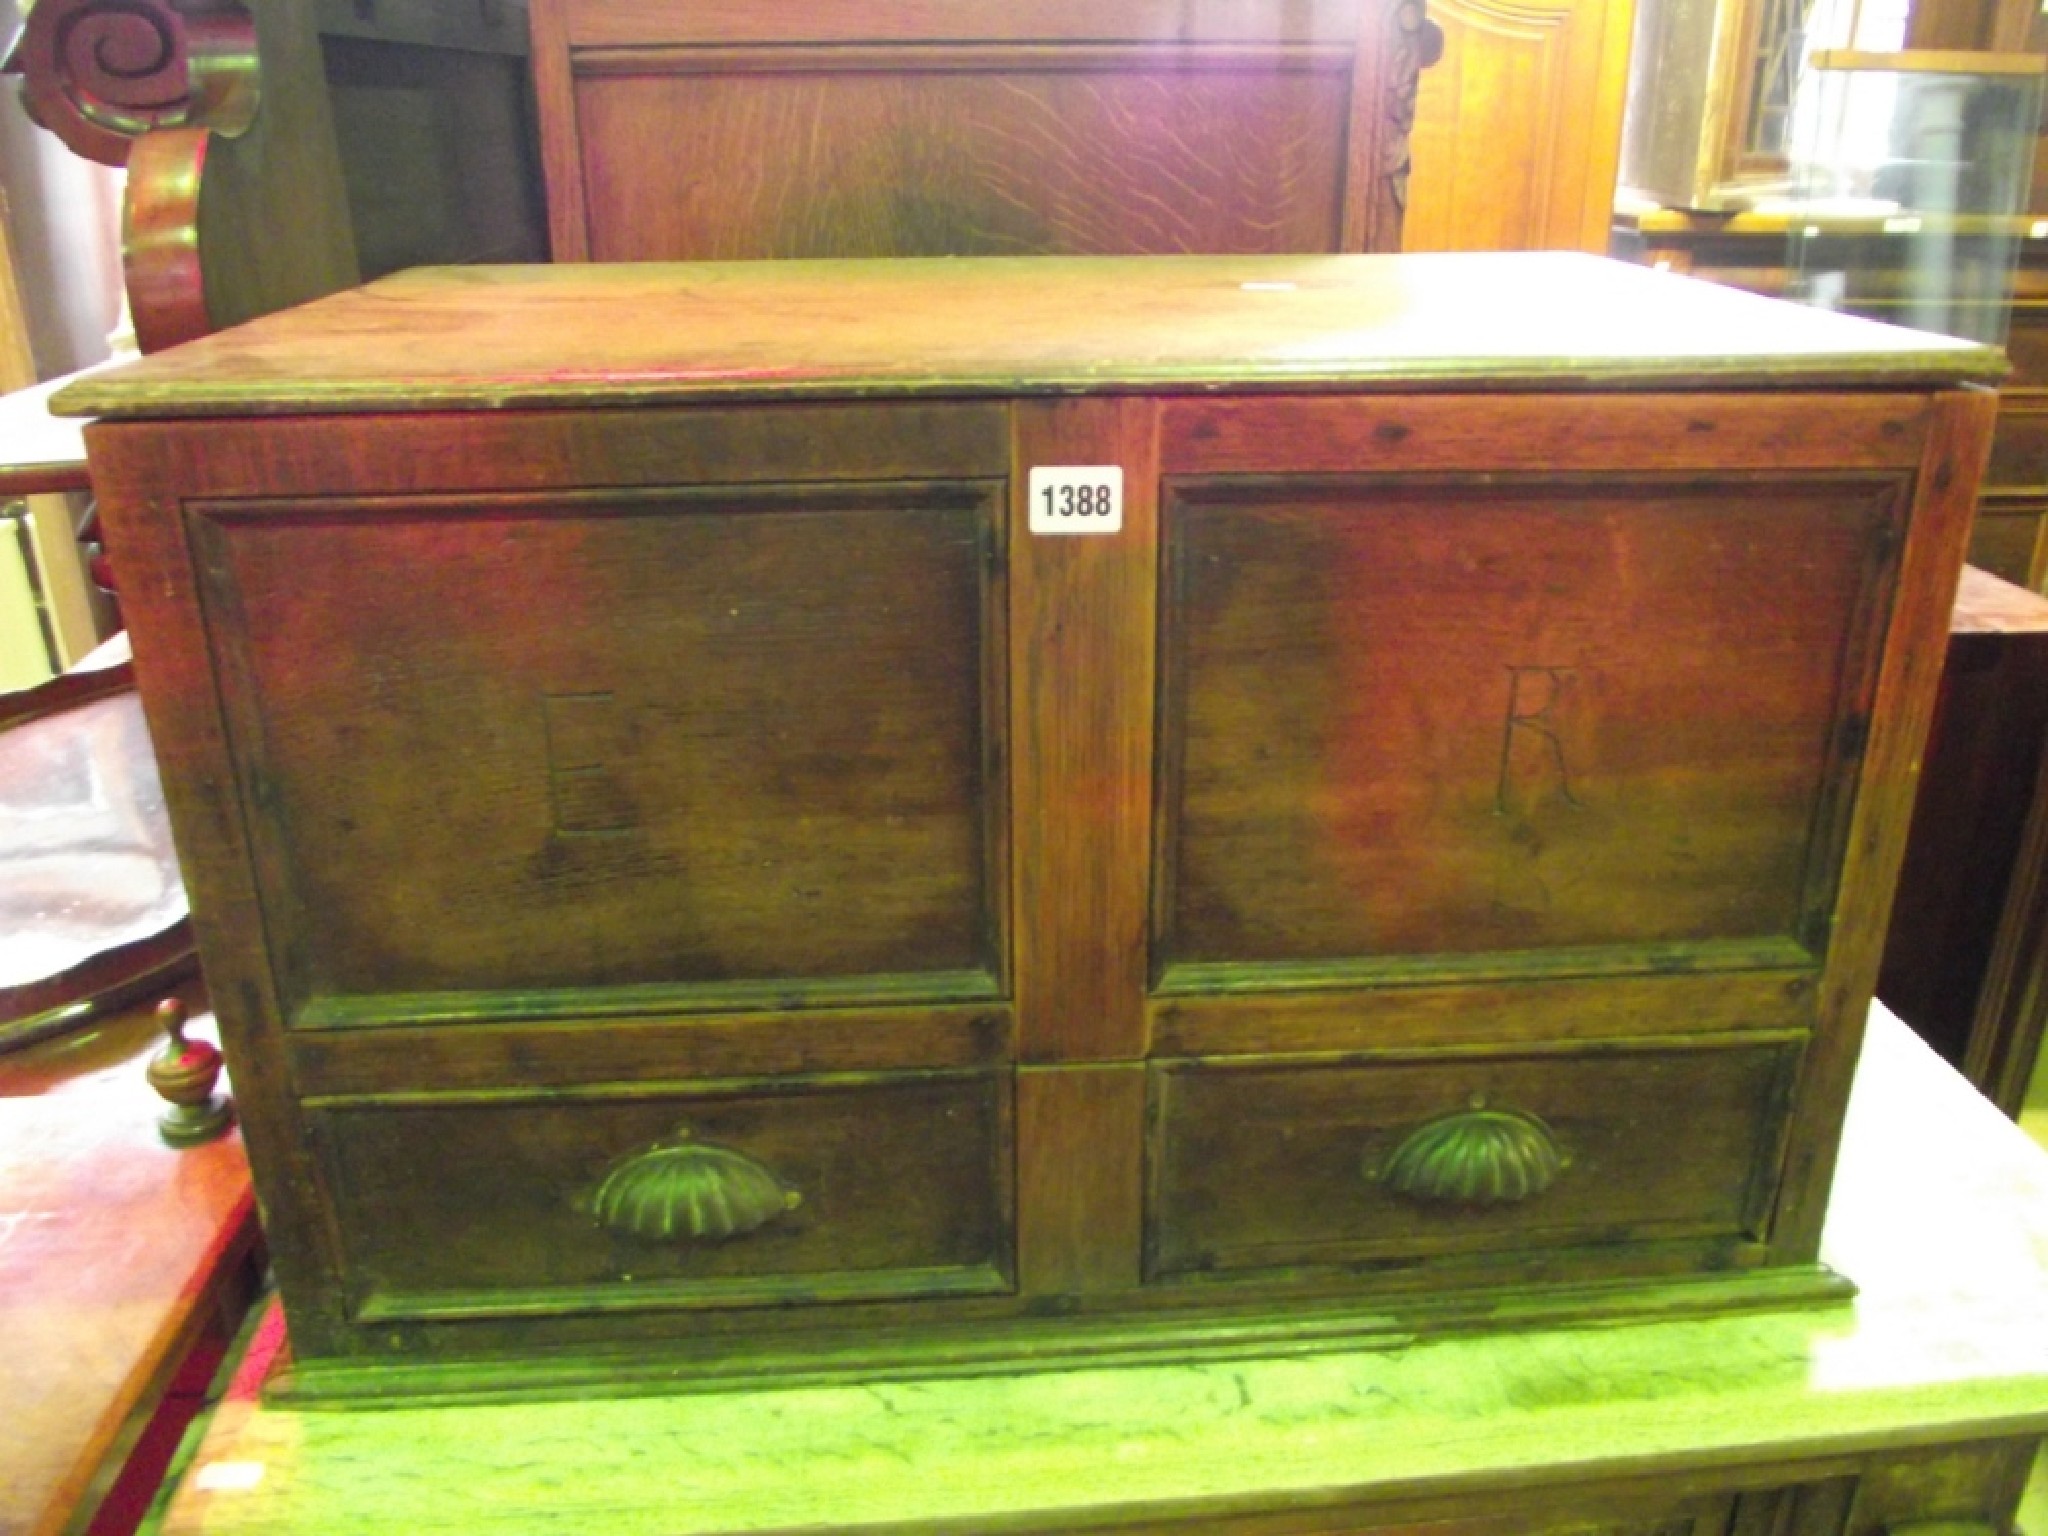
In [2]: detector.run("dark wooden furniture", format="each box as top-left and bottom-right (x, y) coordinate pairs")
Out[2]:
(1882, 565), (2048, 1114)
(528, 0), (1437, 262)
(63, 252), (1999, 1397)
(146, 1009), (2048, 1535)
(0, 985), (261, 1536)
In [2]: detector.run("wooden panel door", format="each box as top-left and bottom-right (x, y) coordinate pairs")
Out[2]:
(1401, 0), (1636, 252)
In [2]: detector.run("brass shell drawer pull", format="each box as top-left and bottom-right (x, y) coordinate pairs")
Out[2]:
(1371, 1101), (1567, 1206)
(583, 1128), (802, 1243)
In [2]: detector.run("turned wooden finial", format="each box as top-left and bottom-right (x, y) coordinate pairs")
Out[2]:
(145, 998), (234, 1147)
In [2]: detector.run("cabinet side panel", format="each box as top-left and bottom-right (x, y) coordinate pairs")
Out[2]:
(1769, 387), (1999, 1259)
(81, 421), (355, 1354)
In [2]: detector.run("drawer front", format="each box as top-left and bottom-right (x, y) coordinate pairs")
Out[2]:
(313, 1071), (1012, 1319)
(190, 480), (1006, 1023)
(1147, 1040), (1799, 1281)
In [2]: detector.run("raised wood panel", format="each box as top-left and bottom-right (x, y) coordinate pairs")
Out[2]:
(1403, 0), (1633, 252)
(191, 484), (1006, 1016)
(554, 0), (1371, 47)
(1155, 475), (1902, 971)
(571, 51), (1353, 261)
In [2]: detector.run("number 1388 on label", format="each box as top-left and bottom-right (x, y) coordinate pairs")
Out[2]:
(1028, 466), (1124, 535)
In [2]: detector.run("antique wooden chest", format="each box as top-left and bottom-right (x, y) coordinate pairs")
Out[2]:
(64, 253), (2000, 1398)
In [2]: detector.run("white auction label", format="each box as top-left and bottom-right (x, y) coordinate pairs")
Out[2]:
(1028, 465), (1123, 535)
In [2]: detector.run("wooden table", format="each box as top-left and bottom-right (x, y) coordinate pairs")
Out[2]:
(151, 1007), (2048, 1536)
(0, 987), (261, 1536)
(0, 366), (96, 498)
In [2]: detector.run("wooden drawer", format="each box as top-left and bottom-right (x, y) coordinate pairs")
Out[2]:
(1147, 1039), (1800, 1282)
(312, 1070), (1013, 1320)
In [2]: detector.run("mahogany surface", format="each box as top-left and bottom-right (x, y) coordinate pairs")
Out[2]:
(62, 254), (2000, 1395)
(57, 255), (1999, 419)
(0, 987), (260, 1536)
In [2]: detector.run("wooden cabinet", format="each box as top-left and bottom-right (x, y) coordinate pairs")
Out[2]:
(63, 253), (1999, 1397)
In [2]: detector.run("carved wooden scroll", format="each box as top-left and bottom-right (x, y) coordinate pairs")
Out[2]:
(4, 0), (355, 353)
(2, 0), (257, 167)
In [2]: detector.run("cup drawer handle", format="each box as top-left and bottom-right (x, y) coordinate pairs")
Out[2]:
(1369, 1100), (1567, 1206)
(582, 1127), (803, 1243)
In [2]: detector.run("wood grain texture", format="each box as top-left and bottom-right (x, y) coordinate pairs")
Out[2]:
(287, 1005), (1011, 1099)
(1012, 399), (1158, 1063)
(528, 0), (589, 261)
(1160, 392), (1933, 475)
(1769, 388), (2001, 1261)
(1402, 0), (1634, 253)
(55, 257), (2003, 422)
(571, 51), (1351, 261)
(142, 1014), (2048, 1536)
(1017, 1064), (1146, 1293)
(1150, 971), (1817, 1057)
(551, 0), (1371, 48)
(84, 403), (1008, 499)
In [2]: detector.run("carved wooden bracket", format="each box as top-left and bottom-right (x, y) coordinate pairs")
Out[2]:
(2, 0), (258, 167)
(1384, 0), (1448, 218)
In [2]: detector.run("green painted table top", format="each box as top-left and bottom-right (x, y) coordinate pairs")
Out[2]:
(159, 1009), (2048, 1535)
(57, 253), (2003, 420)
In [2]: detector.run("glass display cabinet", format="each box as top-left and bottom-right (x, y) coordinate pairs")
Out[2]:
(1784, 50), (2045, 345)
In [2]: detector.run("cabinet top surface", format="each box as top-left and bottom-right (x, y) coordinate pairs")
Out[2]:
(58, 253), (2002, 419)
